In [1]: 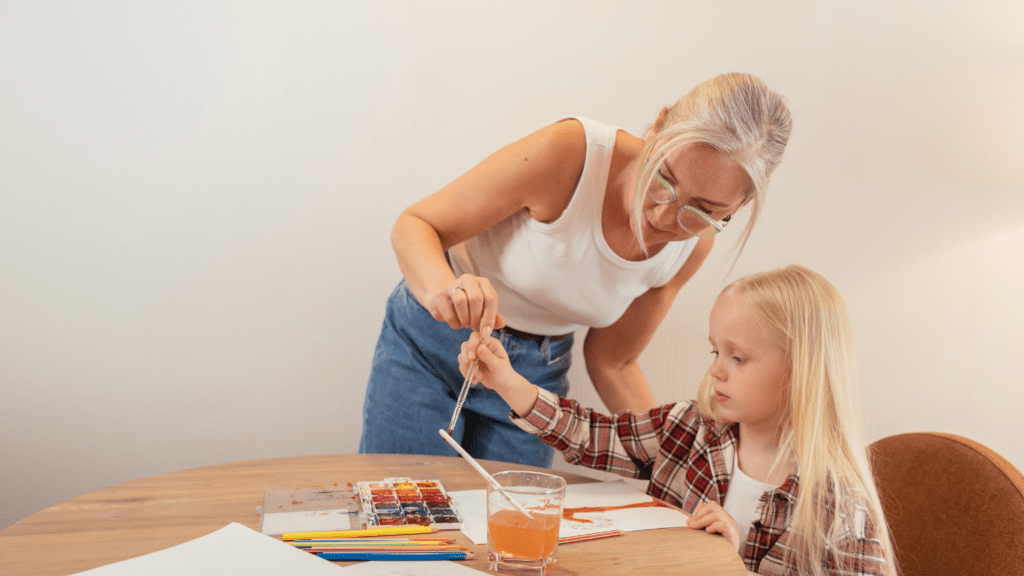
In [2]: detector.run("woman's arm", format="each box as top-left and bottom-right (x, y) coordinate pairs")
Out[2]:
(582, 236), (714, 413)
(392, 120), (586, 332)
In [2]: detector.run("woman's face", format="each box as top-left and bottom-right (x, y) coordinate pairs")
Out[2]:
(639, 143), (750, 243)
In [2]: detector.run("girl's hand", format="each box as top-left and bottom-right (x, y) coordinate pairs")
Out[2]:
(430, 274), (506, 332)
(458, 330), (512, 391)
(458, 331), (538, 416)
(687, 502), (742, 552)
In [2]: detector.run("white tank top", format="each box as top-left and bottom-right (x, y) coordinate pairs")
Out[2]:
(448, 116), (698, 335)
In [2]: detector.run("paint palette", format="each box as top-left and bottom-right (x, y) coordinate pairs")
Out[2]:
(258, 484), (359, 535)
(356, 477), (463, 530)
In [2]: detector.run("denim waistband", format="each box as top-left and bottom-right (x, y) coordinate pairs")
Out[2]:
(498, 326), (573, 343)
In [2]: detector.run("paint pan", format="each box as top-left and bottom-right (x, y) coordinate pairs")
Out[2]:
(355, 477), (463, 530)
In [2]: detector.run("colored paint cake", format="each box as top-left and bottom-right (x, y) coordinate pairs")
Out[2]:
(355, 477), (463, 530)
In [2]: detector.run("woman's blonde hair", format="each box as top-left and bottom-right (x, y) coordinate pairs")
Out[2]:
(697, 265), (896, 576)
(632, 73), (792, 260)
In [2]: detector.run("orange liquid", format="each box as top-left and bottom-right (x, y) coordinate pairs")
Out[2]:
(488, 509), (560, 560)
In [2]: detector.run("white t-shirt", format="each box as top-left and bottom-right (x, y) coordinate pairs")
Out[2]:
(723, 451), (776, 559)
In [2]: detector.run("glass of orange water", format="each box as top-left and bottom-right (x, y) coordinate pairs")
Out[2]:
(487, 471), (567, 575)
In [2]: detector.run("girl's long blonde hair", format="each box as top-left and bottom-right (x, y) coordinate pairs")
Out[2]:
(697, 265), (896, 576)
(632, 73), (792, 261)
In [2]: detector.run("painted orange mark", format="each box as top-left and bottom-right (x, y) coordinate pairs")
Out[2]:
(561, 499), (670, 523)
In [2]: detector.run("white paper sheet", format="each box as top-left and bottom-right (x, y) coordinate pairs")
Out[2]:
(260, 509), (358, 535)
(71, 523), (345, 575)
(448, 479), (689, 545)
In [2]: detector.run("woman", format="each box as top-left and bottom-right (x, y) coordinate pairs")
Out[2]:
(359, 72), (793, 467)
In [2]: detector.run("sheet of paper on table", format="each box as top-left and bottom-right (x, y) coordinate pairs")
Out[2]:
(70, 523), (345, 575)
(448, 479), (690, 545)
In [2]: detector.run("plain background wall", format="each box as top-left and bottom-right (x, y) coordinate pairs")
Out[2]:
(2, 1), (1022, 531)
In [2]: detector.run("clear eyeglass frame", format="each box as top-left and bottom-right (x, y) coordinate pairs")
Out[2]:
(647, 168), (732, 238)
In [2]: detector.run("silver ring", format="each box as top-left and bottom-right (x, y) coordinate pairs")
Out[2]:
(449, 285), (466, 297)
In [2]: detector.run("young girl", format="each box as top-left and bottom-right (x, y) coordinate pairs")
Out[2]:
(458, 265), (896, 576)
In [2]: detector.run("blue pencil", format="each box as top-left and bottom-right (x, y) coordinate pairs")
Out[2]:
(316, 551), (473, 561)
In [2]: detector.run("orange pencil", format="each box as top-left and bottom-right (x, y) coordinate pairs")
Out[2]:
(559, 529), (625, 544)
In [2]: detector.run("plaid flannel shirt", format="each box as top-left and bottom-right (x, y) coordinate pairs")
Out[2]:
(513, 389), (890, 576)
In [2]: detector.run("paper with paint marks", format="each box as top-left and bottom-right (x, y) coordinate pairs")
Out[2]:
(448, 479), (689, 545)
(259, 485), (360, 535)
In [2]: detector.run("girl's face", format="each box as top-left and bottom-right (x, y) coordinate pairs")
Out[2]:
(707, 291), (789, 433)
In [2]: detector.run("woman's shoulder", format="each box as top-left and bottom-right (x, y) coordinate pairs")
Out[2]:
(513, 119), (588, 180)
(536, 118), (588, 163)
(536, 116), (631, 159)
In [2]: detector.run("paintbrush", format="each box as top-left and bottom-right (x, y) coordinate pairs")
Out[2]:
(445, 327), (491, 436)
(438, 429), (535, 519)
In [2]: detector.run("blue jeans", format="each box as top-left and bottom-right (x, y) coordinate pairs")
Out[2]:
(359, 281), (573, 467)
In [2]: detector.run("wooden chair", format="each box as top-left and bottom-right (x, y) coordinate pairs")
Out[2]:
(870, 432), (1024, 576)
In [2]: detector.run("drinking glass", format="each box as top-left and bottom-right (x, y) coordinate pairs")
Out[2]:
(487, 471), (567, 575)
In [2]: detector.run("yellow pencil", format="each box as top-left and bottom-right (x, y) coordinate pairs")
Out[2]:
(290, 537), (462, 545)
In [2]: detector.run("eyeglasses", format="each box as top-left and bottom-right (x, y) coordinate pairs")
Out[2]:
(646, 167), (732, 238)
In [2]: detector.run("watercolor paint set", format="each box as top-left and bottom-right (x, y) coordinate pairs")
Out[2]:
(356, 477), (463, 530)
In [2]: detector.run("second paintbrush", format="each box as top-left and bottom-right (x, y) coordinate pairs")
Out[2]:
(445, 326), (491, 436)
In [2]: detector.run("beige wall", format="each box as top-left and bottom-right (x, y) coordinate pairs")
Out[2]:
(2, 1), (1022, 530)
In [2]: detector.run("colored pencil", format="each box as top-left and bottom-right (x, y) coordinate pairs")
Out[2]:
(559, 529), (625, 545)
(316, 551), (474, 561)
(288, 532), (452, 537)
(289, 538), (455, 547)
(290, 541), (464, 548)
(302, 546), (467, 553)
(282, 525), (437, 540)
(301, 541), (455, 545)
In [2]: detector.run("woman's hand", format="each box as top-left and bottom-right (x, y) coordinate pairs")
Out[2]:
(429, 274), (505, 333)
(459, 330), (538, 417)
(687, 501), (742, 552)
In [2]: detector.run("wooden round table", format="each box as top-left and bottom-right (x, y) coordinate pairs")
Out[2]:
(0, 454), (746, 575)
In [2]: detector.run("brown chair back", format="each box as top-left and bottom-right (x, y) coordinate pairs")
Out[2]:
(870, 432), (1024, 576)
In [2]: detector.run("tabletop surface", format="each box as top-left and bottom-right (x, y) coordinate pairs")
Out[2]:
(0, 453), (747, 576)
